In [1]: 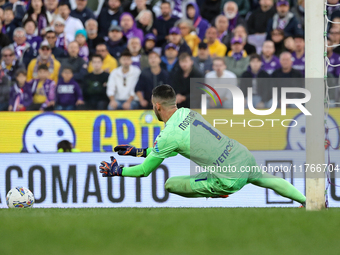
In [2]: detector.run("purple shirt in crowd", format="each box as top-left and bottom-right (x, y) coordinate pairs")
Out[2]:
(56, 78), (83, 106)
(26, 35), (43, 51)
(328, 52), (340, 78)
(292, 52), (305, 76)
(262, 55), (281, 75)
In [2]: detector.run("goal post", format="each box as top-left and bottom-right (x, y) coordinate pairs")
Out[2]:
(305, 0), (326, 210)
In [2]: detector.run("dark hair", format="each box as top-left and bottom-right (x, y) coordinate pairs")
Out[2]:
(152, 84), (176, 101)
(23, 17), (37, 28)
(161, 0), (171, 6)
(15, 68), (27, 78)
(58, 1), (71, 9)
(249, 53), (261, 62)
(26, 0), (49, 27)
(57, 140), (72, 152)
(178, 52), (191, 61)
(91, 54), (103, 61)
(4, 7), (13, 13)
(45, 30), (56, 36)
(121, 49), (132, 58)
(62, 66), (74, 73)
(38, 64), (49, 71)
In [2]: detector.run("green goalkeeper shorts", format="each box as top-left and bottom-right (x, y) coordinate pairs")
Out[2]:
(189, 155), (263, 197)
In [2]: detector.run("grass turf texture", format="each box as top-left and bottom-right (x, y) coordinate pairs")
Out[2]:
(0, 208), (338, 255)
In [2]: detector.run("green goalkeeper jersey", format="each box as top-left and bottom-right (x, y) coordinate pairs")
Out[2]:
(149, 108), (253, 175)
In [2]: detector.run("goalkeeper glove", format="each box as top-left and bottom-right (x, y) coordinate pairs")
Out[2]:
(99, 156), (123, 177)
(114, 144), (147, 157)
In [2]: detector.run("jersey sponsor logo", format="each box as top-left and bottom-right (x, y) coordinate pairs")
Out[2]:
(212, 140), (235, 166)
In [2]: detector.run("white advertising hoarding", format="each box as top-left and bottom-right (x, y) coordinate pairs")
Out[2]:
(1, 151), (340, 208)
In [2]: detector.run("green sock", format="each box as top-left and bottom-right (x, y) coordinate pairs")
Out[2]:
(249, 173), (306, 204)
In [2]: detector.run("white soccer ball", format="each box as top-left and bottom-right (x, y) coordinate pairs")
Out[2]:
(6, 187), (35, 208)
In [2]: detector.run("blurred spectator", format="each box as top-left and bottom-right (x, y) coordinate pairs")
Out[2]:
(70, 0), (95, 25)
(272, 51), (303, 78)
(167, 27), (192, 55)
(271, 52), (303, 108)
(193, 42), (213, 75)
(97, 0), (122, 38)
(201, 0), (222, 23)
(205, 26), (227, 57)
(45, 30), (68, 61)
(45, 0), (59, 21)
(83, 54), (110, 110)
(221, 0), (250, 18)
(85, 19), (105, 56)
(88, 43), (118, 73)
(332, 17), (340, 31)
(185, 2), (209, 41)
(160, 43), (179, 73)
(240, 54), (270, 109)
(57, 140), (81, 152)
(266, 0), (303, 40)
(291, 35), (305, 76)
(247, 0), (275, 35)
(27, 40), (60, 83)
(11, 28), (38, 68)
(54, 16), (67, 51)
(284, 36), (295, 53)
(1, 45), (25, 81)
(153, 1), (179, 47)
(233, 25), (256, 55)
(4, 7), (22, 43)
(22, 0), (52, 37)
(55, 66), (84, 110)
(271, 29), (286, 56)
(106, 50), (141, 110)
(0, 66), (10, 110)
(225, 37), (249, 77)
(8, 69), (32, 111)
(136, 9), (154, 35)
(60, 41), (87, 84)
(327, 0), (340, 22)
(327, 39), (340, 79)
(127, 36), (149, 69)
(27, 64), (55, 110)
(23, 18), (43, 51)
(143, 33), (158, 55)
(329, 26), (340, 55)
(170, 52), (203, 108)
(261, 40), (280, 75)
(215, 15), (231, 46)
(176, 19), (200, 57)
(135, 51), (169, 109)
(291, 0), (304, 31)
(205, 57), (237, 109)
(106, 24), (126, 60)
(58, 1), (84, 43)
(75, 29), (89, 62)
(120, 12), (144, 42)
(222, 1), (246, 32)
(0, 21), (10, 49)
(127, 0), (155, 19)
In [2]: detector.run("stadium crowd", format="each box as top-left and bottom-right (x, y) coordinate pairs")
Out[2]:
(0, 0), (339, 111)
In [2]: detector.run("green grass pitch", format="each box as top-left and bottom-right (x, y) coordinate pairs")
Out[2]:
(0, 207), (339, 255)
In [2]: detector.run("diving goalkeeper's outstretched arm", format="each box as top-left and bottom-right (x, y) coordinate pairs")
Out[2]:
(99, 145), (177, 177)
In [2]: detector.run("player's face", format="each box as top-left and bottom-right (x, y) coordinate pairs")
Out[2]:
(152, 96), (163, 121)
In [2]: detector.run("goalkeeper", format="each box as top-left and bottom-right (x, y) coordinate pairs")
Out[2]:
(99, 85), (306, 206)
